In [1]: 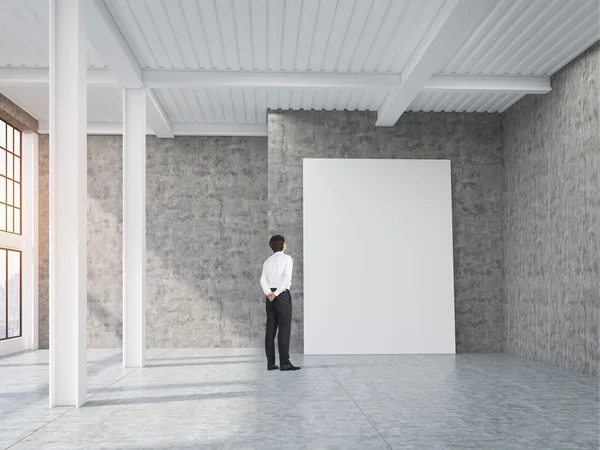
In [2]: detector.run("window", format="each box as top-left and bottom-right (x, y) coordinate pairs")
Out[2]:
(0, 119), (22, 235)
(0, 248), (21, 340)
(0, 118), (24, 342)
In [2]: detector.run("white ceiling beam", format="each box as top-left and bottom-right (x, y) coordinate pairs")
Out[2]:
(0, 68), (117, 85)
(376, 0), (496, 126)
(143, 70), (401, 90)
(145, 88), (174, 138)
(87, 0), (141, 88)
(87, 0), (172, 138)
(0, 68), (551, 96)
(38, 121), (139, 135)
(38, 121), (266, 137)
(423, 75), (551, 94)
(172, 123), (267, 137)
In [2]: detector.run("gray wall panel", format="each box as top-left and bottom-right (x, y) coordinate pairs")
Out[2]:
(502, 42), (599, 375)
(268, 110), (504, 353)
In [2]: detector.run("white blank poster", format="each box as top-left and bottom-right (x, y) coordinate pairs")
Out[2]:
(303, 159), (455, 355)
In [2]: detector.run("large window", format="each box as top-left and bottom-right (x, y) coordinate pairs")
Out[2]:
(0, 118), (23, 342)
(0, 249), (21, 340)
(0, 119), (21, 234)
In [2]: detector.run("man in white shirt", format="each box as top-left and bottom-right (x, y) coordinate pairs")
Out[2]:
(260, 235), (301, 371)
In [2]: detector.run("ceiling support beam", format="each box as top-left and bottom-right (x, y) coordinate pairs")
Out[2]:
(424, 74), (551, 94)
(0, 68), (116, 85)
(376, 0), (495, 126)
(87, 0), (140, 87)
(0, 68), (551, 96)
(145, 88), (174, 138)
(87, 0), (173, 138)
(143, 70), (401, 89)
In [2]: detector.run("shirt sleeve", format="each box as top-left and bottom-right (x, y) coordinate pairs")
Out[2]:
(260, 264), (271, 297)
(275, 257), (293, 297)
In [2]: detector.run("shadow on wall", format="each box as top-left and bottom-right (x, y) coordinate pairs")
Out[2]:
(144, 136), (270, 349)
(39, 135), (272, 350)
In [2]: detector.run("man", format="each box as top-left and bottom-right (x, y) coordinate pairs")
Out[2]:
(260, 235), (301, 372)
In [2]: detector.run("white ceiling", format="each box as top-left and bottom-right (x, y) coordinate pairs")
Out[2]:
(0, 0), (598, 135)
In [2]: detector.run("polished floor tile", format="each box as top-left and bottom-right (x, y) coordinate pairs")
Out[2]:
(0, 349), (597, 449)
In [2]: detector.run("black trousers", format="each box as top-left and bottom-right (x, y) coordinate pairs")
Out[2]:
(265, 289), (292, 366)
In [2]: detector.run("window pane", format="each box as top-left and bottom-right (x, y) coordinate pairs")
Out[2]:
(7, 153), (13, 179)
(0, 204), (5, 232)
(7, 180), (13, 206)
(0, 177), (5, 204)
(0, 122), (5, 149)
(0, 149), (5, 176)
(7, 206), (13, 233)
(14, 130), (20, 156)
(14, 183), (20, 208)
(6, 125), (13, 152)
(14, 157), (20, 182)
(14, 209), (20, 235)
(0, 249), (5, 339)
(7, 250), (20, 338)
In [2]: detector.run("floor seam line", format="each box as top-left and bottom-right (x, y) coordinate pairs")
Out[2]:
(317, 356), (393, 450)
(5, 406), (75, 449)
(86, 348), (171, 402)
(5, 349), (172, 449)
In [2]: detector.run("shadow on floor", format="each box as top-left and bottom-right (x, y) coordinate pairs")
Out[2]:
(83, 390), (251, 407)
(152, 355), (264, 361)
(0, 362), (49, 368)
(146, 360), (260, 368)
(104, 380), (257, 392)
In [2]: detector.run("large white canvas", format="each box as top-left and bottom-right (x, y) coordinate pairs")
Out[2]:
(303, 159), (455, 354)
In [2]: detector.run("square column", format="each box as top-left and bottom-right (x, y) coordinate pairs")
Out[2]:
(123, 88), (146, 368)
(49, 0), (87, 407)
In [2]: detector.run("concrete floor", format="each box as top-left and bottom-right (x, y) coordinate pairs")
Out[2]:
(0, 349), (598, 450)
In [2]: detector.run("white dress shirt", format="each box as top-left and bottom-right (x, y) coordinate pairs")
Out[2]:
(260, 251), (293, 297)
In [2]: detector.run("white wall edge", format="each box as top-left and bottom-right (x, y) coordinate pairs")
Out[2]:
(0, 337), (28, 357)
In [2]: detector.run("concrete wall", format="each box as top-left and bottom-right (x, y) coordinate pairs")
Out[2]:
(39, 135), (268, 348)
(269, 110), (504, 353)
(502, 42), (599, 375)
(145, 137), (268, 348)
(40, 112), (504, 353)
(38, 135), (49, 349)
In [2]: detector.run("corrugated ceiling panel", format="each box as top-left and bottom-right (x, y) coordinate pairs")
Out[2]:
(0, 85), (49, 120)
(0, 0), (105, 68)
(88, 86), (122, 122)
(155, 87), (392, 124)
(1, 85), (122, 122)
(1, 0), (597, 125)
(409, 91), (525, 113)
(105, 0), (444, 73)
(441, 0), (600, 76)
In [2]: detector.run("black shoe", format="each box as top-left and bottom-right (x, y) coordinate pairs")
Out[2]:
(267, 364), (279, 371)
(280, 362), (301, 371)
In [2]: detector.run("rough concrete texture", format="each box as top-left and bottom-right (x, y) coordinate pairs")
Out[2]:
(268, 110), (504, 353)
(39, 136), (268, 348)
(502, 42), (599, 375)
(38, 135), (49, 349)
(39, 135), (124, 348)
(145, 136), (269, 348)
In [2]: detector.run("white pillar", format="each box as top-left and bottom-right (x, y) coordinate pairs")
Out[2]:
(22, 132), (39, 351)
(123, 88), (146, 368)
(49, 0), (87, 407)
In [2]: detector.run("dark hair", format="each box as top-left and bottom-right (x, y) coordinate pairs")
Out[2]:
(269, 235), (285, 253)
